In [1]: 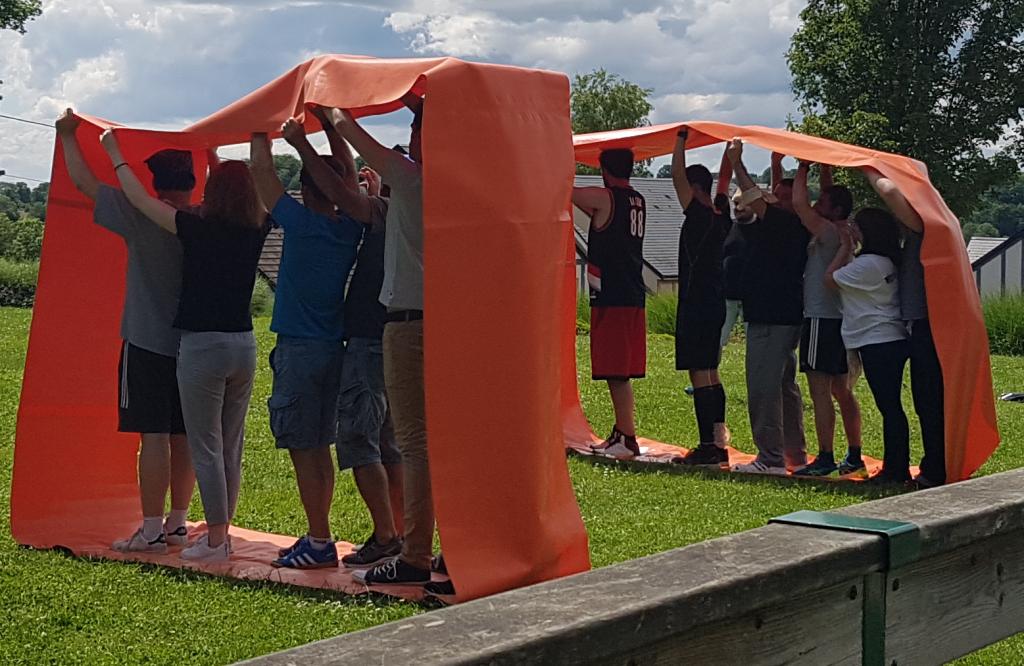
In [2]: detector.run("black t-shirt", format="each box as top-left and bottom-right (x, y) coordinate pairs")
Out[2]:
(739, 205), (810, 325)
(587, 187), (646, 308)
(344, 221), (387, 340)
(678, 199), (730, 305)
(173, 211), (270, 333)
(722, 221), (748, 301)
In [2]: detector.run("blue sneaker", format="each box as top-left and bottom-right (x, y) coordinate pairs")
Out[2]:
(272, 537), (338, 569)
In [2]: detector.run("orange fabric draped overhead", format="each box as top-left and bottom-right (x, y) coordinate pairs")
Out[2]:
(566, 122), (1000, 482)
(10, 55), (591, 602)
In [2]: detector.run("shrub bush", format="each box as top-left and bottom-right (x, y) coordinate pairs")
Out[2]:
(984, 294), (1024, 356)
(250, 274), (275, 317)
(0, 215), (44, 262)
(0, 259), (38, 307)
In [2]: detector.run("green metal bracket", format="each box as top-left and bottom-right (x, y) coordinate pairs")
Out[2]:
(769, 510), (922, 666)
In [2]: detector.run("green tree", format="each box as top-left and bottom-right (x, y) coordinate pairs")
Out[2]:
(0, 0), (41, 33)
(571, 69), (654, 177)
(787, 0), (1024, 218)
(962, 221), (1000, 242)
(964, 171), (1024, 237)
(272, 154), (302, 191)
(656, 164), (672, 178)
(0, 214), (43, 261)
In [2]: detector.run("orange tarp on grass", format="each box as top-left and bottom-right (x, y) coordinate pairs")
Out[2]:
(10, 55), (591, 603)
(566, 123), (1000, 482)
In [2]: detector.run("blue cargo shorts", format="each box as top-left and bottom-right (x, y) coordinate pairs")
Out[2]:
(336, 337), (401, 470)
(267, 336), (344, 450)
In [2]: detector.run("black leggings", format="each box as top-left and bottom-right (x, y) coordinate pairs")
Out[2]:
(859, 340), (911, 480)
(909, 319), (946, 484)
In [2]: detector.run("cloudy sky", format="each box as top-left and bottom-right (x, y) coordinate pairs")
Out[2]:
(0, 0), (807, 183)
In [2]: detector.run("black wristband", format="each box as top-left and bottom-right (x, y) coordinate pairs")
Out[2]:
(114, 162), (129, 171)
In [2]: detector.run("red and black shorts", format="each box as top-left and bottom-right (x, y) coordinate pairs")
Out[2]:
(117, 340), (186, 435)
(590, 306), (646, 380)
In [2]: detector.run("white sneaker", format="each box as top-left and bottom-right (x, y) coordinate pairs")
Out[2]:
(112, 528), (168, 554)
(599, 439), (641, 459)
(164, 524), (189, 547)
(732, 461), (788, 476)
(181, 537), (230, 562)
(189, 533), (234, 553)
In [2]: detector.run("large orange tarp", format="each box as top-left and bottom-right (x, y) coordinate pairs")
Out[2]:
(566, 123), (999, 482)
(10, 55), (591, 603)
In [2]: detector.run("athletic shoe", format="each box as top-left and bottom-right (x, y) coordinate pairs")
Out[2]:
(591, 428), (641, 459)
(684, 386), (695, 396)
(912, 474), (942, 490)
(278, 535), (306, 558)
(793, 456), (838, 477)
(181, 537), (229, 562)
(191, 533), (235, 554)
(432, 553), (447, 575)
(341, 534), (402, 568)
(112, 528), (168, 554)
(164, 525), (188, 547)
(273, 538), (338, 569)
(425, 579), (456, 597)
(732, 461), (788, 476)
(864, 471), (912, 486)
(674, 444), (728, 468)
(352, 556), (430, 586)
(838, 454), (867, 477)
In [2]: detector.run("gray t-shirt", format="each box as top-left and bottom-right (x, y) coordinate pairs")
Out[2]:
(900, 227), (928, 321)
(378, 154), (424, 311)
(803, 222), (843, 319)
(94, 185), (184, 357)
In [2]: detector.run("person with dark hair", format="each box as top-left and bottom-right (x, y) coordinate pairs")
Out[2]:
(791, 162), (864, 477)
(719, 189), (751, 353)
(725, 140), (810, 475)
(670, 130), (732, 466)
(573, 147), (647, 458)
(56, 108), (197, 554)
(100, 129), (270, 562)
(248, 121), (364, 569)
(861, 168), (945, 487)
(826, 208), (911, 483)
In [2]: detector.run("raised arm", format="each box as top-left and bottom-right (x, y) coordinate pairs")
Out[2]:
(727, 139), (768, 219)
(326, 108), (405, 181)
(249, 133), (284, 211)
(793, 161), (829, 236)
(770, 152), (785, 188)
(99, 130), (176, 233)
(819, 163), (833, 191)
(716, 144), (732, 196)
(282, 118), (376, 225)
(862, 167), (924, 232)
(572, 187), (613, 230)
(55, 109), (100, 200)
(312, 107), (359, 191)
(824, 223), (856, 290)
(670, 127), (693, 209)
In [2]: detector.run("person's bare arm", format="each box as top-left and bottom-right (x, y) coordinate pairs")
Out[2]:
(326, 108), (404, 180)
(819, 163), (833, 191)
(824, 223), (855, 290)
(249, 133), (284, 211)
(282, 118), (376, 224)
(572, 187), (613, 230)
(862, 167), (924, 232)
(671, 128), (694, 209)
(55, 109), (100, 200)
(99, 130), (176, 233)
(771, 152), (785, 188)
(716, 144), (732, 195)
(793, 161), (829, 236)
(727, 139), (768, 219)
(312, 107), (359, 191)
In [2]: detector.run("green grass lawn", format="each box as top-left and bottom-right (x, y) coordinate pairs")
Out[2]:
(0, 307), (1021, 664)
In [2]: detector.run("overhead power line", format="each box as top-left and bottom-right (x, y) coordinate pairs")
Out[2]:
(0, 173), (47, 183)
(0, 113), (52, 128)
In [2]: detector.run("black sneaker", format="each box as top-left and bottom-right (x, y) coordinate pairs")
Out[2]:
(865, 471), (912, 487)
(793, 455), (838, 477)
(425, 579), (456, 597)
(342, 534), (402, 568)
(352, 556), (430, 586)
(674, 444), (728, 467)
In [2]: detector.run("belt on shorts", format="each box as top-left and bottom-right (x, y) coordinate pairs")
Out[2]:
(385, 309), (424, 323)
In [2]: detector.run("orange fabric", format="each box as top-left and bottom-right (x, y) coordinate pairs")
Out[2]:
(10, 55), (591, 603)
(568, 123), (999, 482)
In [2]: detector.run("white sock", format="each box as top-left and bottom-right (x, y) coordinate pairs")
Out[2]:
(142, 517), (164, 541)
(165, 509), (188, 531)
(308, 535), (331, 551)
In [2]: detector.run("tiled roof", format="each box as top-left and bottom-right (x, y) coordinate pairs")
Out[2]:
(258, 227), (283, 287)
(967, 236), (1007, 264)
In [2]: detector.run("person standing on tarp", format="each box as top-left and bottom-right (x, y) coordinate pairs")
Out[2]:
(55, 109), (197, 554)
(720, 191), (750, 355)
(249, 129), (363, 569)
(573, 148), (648, 459)
(281, 113), (406, 569)
(670, 130), (732, 467)
(727, 140), (810, 475)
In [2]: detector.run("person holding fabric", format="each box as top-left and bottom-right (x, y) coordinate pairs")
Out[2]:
(726, 140), (809, 475)
(825, 209), (912, 483)
(863, 168), (946, 488)
(250, 128), (363, 569)
(55, 109), (197, 554)
(719, 190), (750, 353)
(790, 162), (865, 478)
(573, 148), (648, 459)
(281, 114), (406, 569)
(670, 130), (731, 467)
(100, 130), (270, 562)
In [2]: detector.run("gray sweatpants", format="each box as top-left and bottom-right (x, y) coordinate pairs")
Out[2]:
(746, 323), (807, 469)
(177, 331), (257, 525)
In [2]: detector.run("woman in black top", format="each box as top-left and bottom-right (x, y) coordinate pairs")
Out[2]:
(101, 130), (268, 562)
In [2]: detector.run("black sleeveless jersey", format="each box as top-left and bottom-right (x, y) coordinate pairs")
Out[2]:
(587, 187), (646, 308)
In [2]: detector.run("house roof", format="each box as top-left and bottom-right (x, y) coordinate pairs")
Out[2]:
(258, 227), (284, 287)
(967, 236), (1008, 265)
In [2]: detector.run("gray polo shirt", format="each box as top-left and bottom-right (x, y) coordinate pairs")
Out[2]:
(378, 154), (423, 311)
(94, 185), (183, 357)
(900, 227), (928, 321)
(803, 222), (843, 319)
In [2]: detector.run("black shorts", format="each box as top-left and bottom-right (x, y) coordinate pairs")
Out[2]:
(799, 318), (849, 375)
(117, 340), (186, 434)
(675, 301), (726, 370)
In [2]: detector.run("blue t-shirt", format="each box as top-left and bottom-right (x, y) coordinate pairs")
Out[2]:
(270, 194), (363, 341)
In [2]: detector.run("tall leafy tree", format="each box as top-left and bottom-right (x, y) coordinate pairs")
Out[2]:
(1, 0), (41, 33)
(787, 0), (1024, 217)
(963, 171), (1024, 237)
(571, 69), (654, 176)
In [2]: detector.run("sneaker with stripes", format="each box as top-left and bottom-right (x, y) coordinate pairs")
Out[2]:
(271, 536), (338, 569)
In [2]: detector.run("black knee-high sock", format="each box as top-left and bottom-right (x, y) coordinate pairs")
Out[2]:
(711, 383), (726, 425)
(693, 386), (717, 444)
